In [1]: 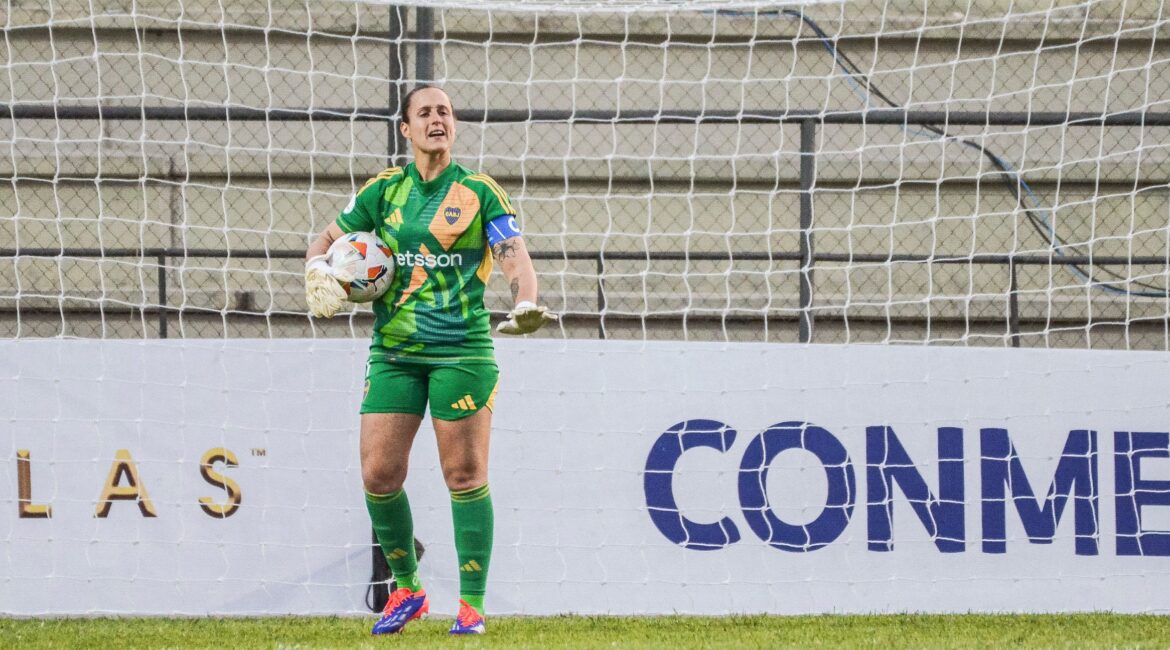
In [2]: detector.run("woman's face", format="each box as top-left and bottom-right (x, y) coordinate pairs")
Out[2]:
(400, 87), (456, 156)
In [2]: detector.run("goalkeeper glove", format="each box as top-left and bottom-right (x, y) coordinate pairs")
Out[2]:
(496, 300), (558, 335)
(305, 254), (353, 319)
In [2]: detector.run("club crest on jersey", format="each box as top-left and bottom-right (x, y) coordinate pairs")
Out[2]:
(428, 182), (480, 251)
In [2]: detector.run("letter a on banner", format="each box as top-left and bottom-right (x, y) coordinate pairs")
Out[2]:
(95, 449), (158, 518)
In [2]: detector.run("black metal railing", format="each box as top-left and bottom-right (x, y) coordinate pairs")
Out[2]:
(3, 106), (1170, 344)
(3, 246), (1167, 346)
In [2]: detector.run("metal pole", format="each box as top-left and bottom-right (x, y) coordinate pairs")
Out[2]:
(415, 7), (434, 83)
(370, 6), (410, 614)
(798, 119), (816, 344)
(6, 106), (1170, 126)
(597, 254), (606, 340)
(157, 254), (168, 339)
(1008, 259), (1021, 348)
(388, 5), (408, 168)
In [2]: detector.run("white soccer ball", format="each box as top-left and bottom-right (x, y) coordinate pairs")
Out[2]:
(326, 231), (395, 303)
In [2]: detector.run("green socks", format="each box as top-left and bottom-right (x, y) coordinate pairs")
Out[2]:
(451, 483), (493, 612)
(367, 484), (494, 610)
(365, 489), (423, 593)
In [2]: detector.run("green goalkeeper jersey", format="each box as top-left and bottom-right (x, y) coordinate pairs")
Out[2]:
(335, 161), (515, 361)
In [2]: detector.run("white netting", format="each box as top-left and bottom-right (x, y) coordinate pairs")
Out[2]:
(1, 0), (1168, 346)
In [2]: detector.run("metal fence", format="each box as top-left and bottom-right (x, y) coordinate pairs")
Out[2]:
(2, 6), (1169, 347)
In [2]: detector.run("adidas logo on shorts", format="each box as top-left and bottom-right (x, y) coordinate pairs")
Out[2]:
(451, 395), (477, 410)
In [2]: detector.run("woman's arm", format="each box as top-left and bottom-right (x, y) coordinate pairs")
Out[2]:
(306, 223), (345, 261)
(493, 235), (557, 335)
(492, 235), (537, 305)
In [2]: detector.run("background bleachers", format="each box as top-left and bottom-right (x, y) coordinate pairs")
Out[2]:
(3, 1), (1168, 347)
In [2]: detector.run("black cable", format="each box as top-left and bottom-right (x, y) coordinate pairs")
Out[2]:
(773, 8), (1169, 297)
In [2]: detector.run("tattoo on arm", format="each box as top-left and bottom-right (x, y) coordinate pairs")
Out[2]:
(510, 279), (520, 302)
(492, 240), (517, 263)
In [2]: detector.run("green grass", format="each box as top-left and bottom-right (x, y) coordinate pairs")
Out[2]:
(2, 614), (1169, 649)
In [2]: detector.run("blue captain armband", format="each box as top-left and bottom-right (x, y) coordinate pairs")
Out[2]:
(486, 214), (522, 247)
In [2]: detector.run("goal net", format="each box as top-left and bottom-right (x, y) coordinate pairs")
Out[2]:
(2, 0), (1166, 347)
(3, 0), (1170, 617)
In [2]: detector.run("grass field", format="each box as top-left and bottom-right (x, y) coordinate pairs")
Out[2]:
(3, 614), (1170, 649)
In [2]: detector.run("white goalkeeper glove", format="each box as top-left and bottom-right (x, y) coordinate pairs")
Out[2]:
(496, 300), (558, 335)
(305, 254), (353, 319)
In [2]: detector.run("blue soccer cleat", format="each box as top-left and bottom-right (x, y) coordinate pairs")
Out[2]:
(371, 587), (429, 635)
(448, 599), (486, 635)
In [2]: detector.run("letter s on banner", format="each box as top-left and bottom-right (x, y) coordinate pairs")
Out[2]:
(643, 419), (741, 550)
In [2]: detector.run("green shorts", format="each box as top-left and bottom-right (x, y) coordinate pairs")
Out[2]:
(361, 354), (499, 421)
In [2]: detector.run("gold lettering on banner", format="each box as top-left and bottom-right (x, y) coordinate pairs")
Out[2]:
(16, 450), (51, 518)
(95, 449), (158, 518)
(199, 448), (242, 519)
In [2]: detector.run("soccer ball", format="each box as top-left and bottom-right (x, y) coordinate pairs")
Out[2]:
(326, 231), (395, 303)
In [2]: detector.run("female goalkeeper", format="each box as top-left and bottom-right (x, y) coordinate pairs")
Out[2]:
(304, 85), (556, 636)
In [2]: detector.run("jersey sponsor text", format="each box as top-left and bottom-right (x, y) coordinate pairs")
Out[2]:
(395, 250), (463, 269)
